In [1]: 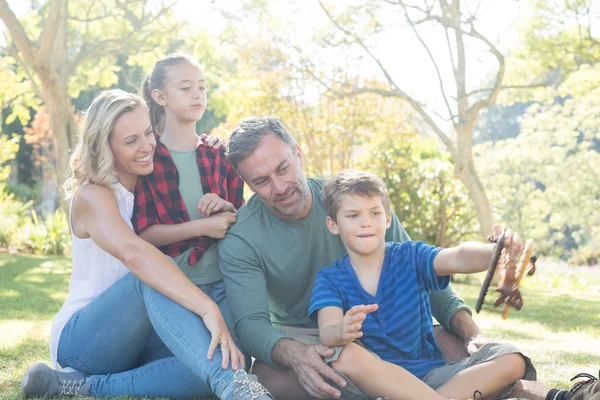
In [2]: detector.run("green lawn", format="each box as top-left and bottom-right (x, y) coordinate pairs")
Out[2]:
(1, 253), (599, 400)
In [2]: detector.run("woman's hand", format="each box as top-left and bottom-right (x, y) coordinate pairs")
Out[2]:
(202, 303), (245, 370)
(197, 193), (235, 217)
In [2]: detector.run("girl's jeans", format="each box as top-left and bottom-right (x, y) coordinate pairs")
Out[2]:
(57, 273), (238, 398)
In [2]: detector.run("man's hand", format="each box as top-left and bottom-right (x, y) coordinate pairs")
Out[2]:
(448, 309), (486, 355)
(197, 193), (235, 217)
(466, 333), (488, 355)
(274, 339), (347, 399)
(340, 304), (378, 343)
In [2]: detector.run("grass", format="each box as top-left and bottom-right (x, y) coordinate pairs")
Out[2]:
(1, 254), (599, 399)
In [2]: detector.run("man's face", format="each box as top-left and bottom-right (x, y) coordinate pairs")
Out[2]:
(238, 134), (311, 220)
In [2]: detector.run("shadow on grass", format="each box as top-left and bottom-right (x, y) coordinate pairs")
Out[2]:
(0, 254), (71, 320)
(453, 282), (600, 333)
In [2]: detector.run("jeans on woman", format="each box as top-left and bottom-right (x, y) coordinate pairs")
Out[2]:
(57, 273), (239, 398)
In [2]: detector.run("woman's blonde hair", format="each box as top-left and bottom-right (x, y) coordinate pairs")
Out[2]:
(63, 89), (146, 200)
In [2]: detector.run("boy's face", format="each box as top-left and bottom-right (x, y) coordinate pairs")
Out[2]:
(326, 194), (392, 258)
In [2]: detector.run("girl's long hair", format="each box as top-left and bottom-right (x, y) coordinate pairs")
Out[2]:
(141, 51), (201, 135)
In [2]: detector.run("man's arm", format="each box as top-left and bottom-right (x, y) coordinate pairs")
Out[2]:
(218, 234), (286, 368)
(220, 232), (347, 398)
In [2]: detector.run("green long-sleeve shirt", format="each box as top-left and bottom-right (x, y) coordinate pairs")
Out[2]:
(219, 178), (470, 368)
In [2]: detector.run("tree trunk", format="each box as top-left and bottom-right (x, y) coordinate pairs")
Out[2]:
(452, 146), (494, 238)
(34, 0), (75, 211)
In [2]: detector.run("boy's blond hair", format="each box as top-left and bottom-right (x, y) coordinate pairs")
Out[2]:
(323, 169), (391, 222)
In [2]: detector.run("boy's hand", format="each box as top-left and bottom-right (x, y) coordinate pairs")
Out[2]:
(340, 304), (378, 343)
(197, 193), (235, 217)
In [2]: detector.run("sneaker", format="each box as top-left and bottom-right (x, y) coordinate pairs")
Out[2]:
(570, 370), (600, 400)
(20, 362), (91, 397)
(229, 370), (274, 400)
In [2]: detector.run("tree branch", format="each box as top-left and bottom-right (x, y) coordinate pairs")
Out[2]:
(401, 2), (455, 124)
(466, 82), (554, 99)
(0, 0), (36, 64)
(37, 0), (62, 62)
(318, 0), (400, 90)
(463, 26), (505, 133)
(10, 44), (44, 100)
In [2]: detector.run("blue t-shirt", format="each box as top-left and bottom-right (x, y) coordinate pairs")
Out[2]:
(309, 241), (450, 379)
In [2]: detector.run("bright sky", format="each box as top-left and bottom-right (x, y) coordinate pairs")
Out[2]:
(2, 0), (527, 120)
(171, 0), (526, 120)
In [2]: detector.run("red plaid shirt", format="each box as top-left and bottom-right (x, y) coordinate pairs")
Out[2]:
(132, 134), (244, 265)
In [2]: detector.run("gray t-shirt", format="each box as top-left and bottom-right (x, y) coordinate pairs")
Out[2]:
(170, 148), (221, 285)
(219, 177), (470, 367)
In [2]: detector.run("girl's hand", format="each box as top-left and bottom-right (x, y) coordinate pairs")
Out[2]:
(197, 193), (235, 217)
(201, 134), (227, 149)
(202, 303), (245, 370)
(340, 304), (378, 343)
(197, 211), (237, 239)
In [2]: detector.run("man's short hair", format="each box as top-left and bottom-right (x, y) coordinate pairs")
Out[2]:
(227, 116), (297, 170)
(323, 169), (391, 222)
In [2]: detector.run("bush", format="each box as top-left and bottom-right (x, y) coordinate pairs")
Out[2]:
(0, 184), (34, 251)
(20, 208), (71, 256)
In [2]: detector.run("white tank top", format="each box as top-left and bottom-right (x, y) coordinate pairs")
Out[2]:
(49, 182), (132, 370)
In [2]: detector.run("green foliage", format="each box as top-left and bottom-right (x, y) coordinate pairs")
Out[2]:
(476, 72), (600, 259)
(502, 0), (600, 103)
(0, 135), (32, 250)
(0, 133), (69, 255)
(0, 187), (33, 251)
(358, 132), (478, 247)
(21, 209), (71, 256)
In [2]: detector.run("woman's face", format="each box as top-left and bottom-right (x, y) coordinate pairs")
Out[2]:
(108, 106), (156, 188)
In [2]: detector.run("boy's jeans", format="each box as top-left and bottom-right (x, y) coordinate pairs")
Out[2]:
(57, 273), (238, 398)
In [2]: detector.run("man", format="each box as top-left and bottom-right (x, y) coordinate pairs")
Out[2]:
(219, 116), (592, 400)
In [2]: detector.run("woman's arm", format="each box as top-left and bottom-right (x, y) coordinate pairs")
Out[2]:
(73, 184), (243, 368)
(73, 184), (216, 315)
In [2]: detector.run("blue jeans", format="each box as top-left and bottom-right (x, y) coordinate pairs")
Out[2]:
(57, 273), (239, 398)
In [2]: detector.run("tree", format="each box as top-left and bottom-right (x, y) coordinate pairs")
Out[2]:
(506, 0), (600, 85)
(294, 0), (527, 238)
(475, 72), (600, 259)
(0, 0), (178, 210)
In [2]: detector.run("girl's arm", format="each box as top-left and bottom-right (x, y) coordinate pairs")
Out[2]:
(137, 211), (237, 247)
(318, 304), (378, 347)
(434, 242), (495, 276)
(72, 184), (243, 368)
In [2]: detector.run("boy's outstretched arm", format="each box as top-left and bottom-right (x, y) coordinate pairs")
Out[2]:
(318, 305), (378, 347)
(434, 242), (496, 276)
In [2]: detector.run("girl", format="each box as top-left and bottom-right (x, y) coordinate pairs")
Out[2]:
(20, 89), (272, 400)
(133, 52), (243, 317)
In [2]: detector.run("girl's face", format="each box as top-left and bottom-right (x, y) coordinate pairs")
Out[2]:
(108, 106), (155, 189)
(154, 62), (207, 124)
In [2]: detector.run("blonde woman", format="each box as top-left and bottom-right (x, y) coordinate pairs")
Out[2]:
(20, 90), (272, 400)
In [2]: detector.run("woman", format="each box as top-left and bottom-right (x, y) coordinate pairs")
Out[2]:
(20, 89), (272, 400)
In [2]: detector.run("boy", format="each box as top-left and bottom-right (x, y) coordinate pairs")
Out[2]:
(309, 169), (537, 400)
